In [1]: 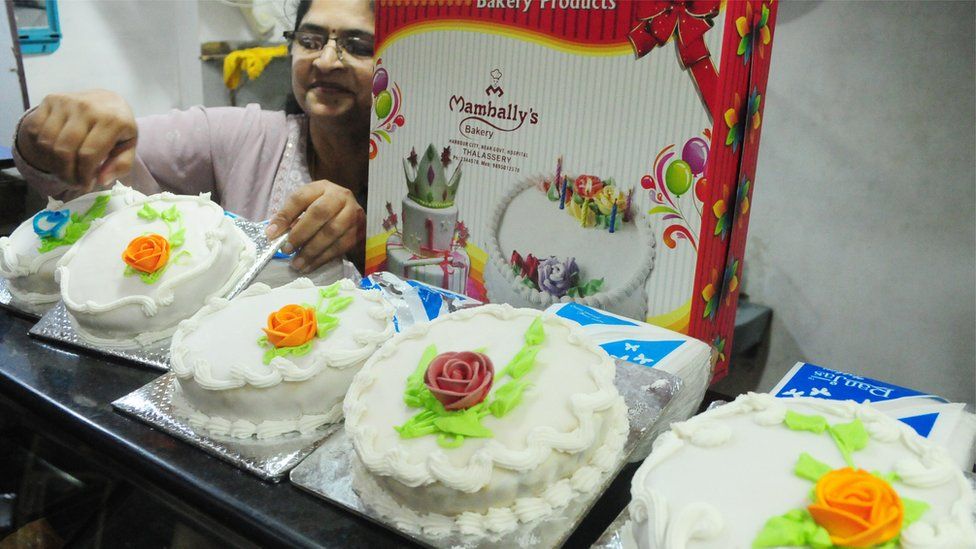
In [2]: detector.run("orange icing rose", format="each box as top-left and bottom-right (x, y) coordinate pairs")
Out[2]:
(122, 234), (171, 274)
(807, 468), (903, 548)
(263, 304), (317, 348)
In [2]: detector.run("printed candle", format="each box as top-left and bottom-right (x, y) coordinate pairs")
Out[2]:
(559, 177), (568, 210)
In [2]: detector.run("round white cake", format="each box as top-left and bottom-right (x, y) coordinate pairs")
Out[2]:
(344, 304), (629, 538)
(57, 192), (256, 348)
(171, 278), (395, 439)
(0, 183), (144, 307)
(485, 177), (655, 320)
(630, 393), (976, 549)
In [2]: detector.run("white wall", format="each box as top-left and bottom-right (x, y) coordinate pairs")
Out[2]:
(744, 1), (975, 404)
(21, 0), (187, 117)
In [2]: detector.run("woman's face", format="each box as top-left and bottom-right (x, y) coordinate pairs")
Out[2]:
(291, 0), (374, 126)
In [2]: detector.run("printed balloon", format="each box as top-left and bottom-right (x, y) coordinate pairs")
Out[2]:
(681, 137), (709, 175)
(375, 90), (392, 119)
(665, 160), (693, 196)
(372, 68), (389, 96)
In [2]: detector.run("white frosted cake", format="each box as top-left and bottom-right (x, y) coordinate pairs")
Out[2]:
(630, 393), (976, 549)
(171, 278), (395, 439)
(485, 165), (656, 321)
(384, 145), (470, 294)
(57, 192), (255, 348)
(0, 183), (145, 306)
(344, 304), (628, 538)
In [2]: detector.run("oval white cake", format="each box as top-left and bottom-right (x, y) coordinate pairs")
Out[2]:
(485, 174), (656, 321)
(630, 393), (976, 549)
(344, 304), (629, 538)
(171, 278), (395, 439)
(57, 192), (255, 347)
(0, 183), (144, 306)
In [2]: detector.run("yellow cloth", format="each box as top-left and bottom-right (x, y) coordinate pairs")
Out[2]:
(222, 44), (288, 90)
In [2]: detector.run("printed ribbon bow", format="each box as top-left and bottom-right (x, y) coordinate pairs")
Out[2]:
(628, 0), (721, 113)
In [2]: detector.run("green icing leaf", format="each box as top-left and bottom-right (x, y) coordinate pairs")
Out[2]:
(784, 410), (828, 433)
(325, 295), (353, 314)
(161, 205), (179, 222)
(828, 419), (868, 467)
(256, 338), (313, 365)
(138, 203), (159, 220)
(433, 410), (493, 438)
(316, 313), (339, 337)
(504, 345), (541, 379)
(472, 346), (487, 354)
(394, 409), (440, 438)
(170, 228), (186, 248)
(437, 433), (464, 448)
(794, 452), (832, 482)
(489, 378), (530, 418)
(320, 281), (341, 299)
(752, 509), (831, 549)
(871, 470), (901, 484)
(524, 317), (545, 346)
(902, 497), (930, 526)
(404, 344), (438, 408)
(81, 195), (110, 222)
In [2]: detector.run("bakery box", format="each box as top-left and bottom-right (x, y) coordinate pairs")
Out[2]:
(364, 0), (779, 380)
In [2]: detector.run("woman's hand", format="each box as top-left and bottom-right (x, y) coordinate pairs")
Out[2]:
(17, 89), (138, 192)
(265, 180), (365, 273)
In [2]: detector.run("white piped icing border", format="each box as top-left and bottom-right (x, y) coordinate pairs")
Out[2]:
(170, 278), (396, 390)
(175, 393), (343, 440)
(484, 177), (656, 312)
(629, 393), (976, 549)
(344, 303), (629, 538)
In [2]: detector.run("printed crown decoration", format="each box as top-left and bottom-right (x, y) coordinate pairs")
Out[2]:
(403, 144), (462, 209)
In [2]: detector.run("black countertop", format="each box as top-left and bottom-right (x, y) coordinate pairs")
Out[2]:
(1, 307), (734, 548)
(0, 310), (408, 548)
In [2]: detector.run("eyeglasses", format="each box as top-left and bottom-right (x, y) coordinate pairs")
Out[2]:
(283, 30), (374, 61)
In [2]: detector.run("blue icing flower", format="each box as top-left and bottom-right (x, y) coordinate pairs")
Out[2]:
(32, 209), (71, 240)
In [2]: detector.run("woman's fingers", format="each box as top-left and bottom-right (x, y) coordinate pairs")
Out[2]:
(265, 182), (322, 240)
(292, 200), (361, 271)
(285, 189), (346, 258)
(51, 116), (94, 186)
(94, 136), (137, 186)
(304, 226), (360, 273)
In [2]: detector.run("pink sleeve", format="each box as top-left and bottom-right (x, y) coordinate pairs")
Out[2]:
(13, 105), (287, 219)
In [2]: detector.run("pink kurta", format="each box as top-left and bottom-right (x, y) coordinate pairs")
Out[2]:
(13, 104), (317, 221)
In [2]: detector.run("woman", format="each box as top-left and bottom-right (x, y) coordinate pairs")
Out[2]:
(13, 0), (373, 273)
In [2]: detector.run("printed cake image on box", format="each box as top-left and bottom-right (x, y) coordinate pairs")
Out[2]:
(366, 1), (779, 380)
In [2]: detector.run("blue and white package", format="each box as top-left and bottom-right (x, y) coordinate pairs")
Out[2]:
(544, 302), (713, 461)
(360, 272), (481, 331)
(771, 362), (976, 469)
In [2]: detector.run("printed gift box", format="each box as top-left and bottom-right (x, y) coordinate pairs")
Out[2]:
(365, 0), (779, 380)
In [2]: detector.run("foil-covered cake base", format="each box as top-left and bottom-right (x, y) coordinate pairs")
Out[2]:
(113, 373), (338, 481)
(0, 278), (49, 320)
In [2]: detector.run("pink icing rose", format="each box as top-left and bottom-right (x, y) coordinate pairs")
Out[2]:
(425, 351), (494, 411)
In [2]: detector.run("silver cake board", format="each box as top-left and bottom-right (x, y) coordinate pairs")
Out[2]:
(0, 278), (48, 320)
(592, 506), (636, 549)
(28, 217), (288, 372)
(289, 362), (683, 548)
(112, 373), (339, 481)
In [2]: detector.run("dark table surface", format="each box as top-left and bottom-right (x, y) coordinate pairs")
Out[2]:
(0, 307), (730, 548)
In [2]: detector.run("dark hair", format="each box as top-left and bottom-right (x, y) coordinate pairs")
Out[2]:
(284, 0), (374, 114)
